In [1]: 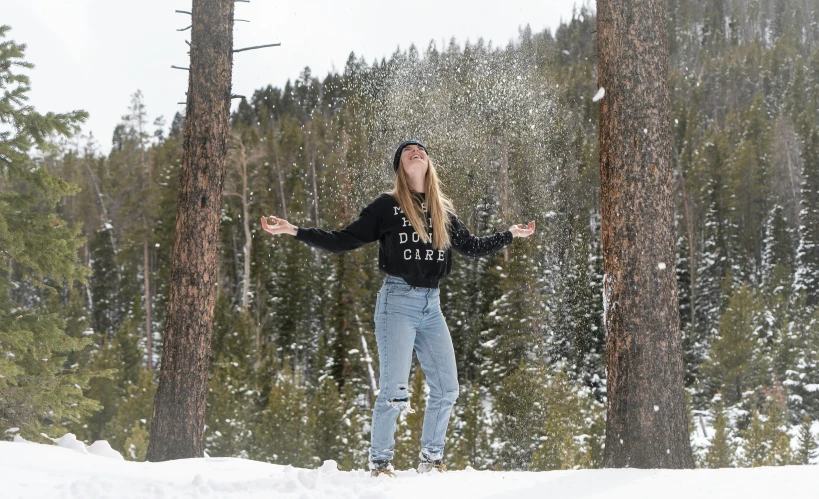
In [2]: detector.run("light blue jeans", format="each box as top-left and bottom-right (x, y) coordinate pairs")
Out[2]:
(369, 275), (460, 464)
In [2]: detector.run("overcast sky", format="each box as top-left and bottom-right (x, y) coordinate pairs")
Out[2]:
(6, 1), (584, 154)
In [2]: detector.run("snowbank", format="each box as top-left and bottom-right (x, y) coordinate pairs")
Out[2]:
(1, 438), (817, 499)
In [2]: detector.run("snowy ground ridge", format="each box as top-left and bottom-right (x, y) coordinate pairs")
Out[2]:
(1, 437), (818, 499)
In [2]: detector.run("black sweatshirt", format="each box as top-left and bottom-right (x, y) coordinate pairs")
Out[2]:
(294, 192), (513, 288)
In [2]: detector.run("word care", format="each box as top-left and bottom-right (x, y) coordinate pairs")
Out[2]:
(393, 203), (446, 262)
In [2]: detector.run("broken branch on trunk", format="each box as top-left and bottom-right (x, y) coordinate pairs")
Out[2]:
(233, 43), (281, 53)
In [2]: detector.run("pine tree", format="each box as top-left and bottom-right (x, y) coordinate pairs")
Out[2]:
(484, 242), (545, 383)
(493, 362), (547, 470)
(493, 362), (595, 471)
(337, 381), (368, 471)
(104, 368), (156, 461)
(741, 410), (768, 467)
(762, 387), (793, 466)
(88, 226), (122, 341)
(705, 396), (736, 468)
(0, 25), (110, 440)
(794, 126), (819, 307)
(309, 376), (347, 467)
(391, 364), (427, 470)
(701, 283), (763, 404)
(795, 414), (817, 464)
(205, 305), (256, 459)
(250, 358), (313, 467)
(787, 306), (819, 419)
(530, 369), (593, 471)
(446, 382), (492, 470)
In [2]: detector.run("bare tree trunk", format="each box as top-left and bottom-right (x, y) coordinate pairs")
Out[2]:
(308, 123), (320, 226)
(270, 128), (288, 219)
(254, 274), (265, 372)
(144, 238), (153, 371)
(227, 135), (253, 311)
(241, 155), (251, 311)
(82, 161), (121, 281)
(84, 241), (93, 310)
(146, 0), (234, 462)
(597, 0), (694, 468)
(355, 314), (378, 406)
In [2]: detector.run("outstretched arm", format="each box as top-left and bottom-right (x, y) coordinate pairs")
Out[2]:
(261, 198), (382, 254)
(449, 216), (535, 259)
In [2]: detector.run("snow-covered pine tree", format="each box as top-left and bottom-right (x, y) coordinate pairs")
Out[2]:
(0, 25), (111, 441)
(760, 204), (797, 382)
(701, 283), (764, 405)
(205, 301), (257, 459)
(704, 395), (736, 468)
(445, 381), (493, 470)
(794, 126), (819, 307)
(741, 409), (767, 467)
(250, 358), (313, 467)
(794, 413), (818, 464)
(762, 385), (793, 466)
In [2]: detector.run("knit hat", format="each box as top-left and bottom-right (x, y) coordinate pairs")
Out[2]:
(392, 140), (427, 173)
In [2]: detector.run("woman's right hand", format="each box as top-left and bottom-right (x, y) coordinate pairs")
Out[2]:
(261, 215), (297, 236)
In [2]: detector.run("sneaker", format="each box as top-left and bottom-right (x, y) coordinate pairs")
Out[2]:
(369, 460), (396, 478)
(417, 456), (447, 473)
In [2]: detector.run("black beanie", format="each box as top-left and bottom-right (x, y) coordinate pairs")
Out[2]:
(392, 140), (427, 173)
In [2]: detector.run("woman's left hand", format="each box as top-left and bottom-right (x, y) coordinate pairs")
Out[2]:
(509, 221), (536, 238)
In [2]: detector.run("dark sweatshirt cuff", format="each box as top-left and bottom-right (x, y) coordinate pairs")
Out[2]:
(503, 230), (513, 245)
(294, 226), (306, 241)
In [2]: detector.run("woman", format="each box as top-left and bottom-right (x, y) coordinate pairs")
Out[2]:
(261, 140), (535, 476)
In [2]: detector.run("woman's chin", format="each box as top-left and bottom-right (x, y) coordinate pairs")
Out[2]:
(406, 165), (428, 176)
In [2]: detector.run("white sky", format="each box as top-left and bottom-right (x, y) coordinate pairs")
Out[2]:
(6, 0), (584, 154)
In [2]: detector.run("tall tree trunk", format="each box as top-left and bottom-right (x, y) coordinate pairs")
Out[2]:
(597, 0), (694, 468)
(270, 128), (288, 219)
(146, 0), (234, 462)
(241, 148), (251, 312)
(144, 238), (153, 371)
(308, 123), (322, 267)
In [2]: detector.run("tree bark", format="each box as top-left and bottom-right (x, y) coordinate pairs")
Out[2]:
(146, 0), (234, 462)
(597, 0), (694, 468)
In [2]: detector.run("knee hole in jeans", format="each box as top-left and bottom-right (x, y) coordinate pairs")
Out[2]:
(382, 384), (417, 414)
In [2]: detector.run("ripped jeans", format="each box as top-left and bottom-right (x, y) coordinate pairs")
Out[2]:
(369, 275), (460, 464)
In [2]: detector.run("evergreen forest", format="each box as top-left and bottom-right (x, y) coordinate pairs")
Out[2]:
(2, 0), (819, 469)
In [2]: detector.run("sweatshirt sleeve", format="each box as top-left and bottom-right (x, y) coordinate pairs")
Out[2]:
(449, 215), (513, 259)
(294, 196), (382, 254)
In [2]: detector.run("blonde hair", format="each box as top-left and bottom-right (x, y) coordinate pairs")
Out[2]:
(390, 156), (456, 251)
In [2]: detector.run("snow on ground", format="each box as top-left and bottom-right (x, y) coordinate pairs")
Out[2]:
(1, 437), (818, 499)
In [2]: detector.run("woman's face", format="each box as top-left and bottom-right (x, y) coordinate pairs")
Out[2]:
(400, 144), (428, 177)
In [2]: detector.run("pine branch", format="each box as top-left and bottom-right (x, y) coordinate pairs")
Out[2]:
(233, 43), (281, 53)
